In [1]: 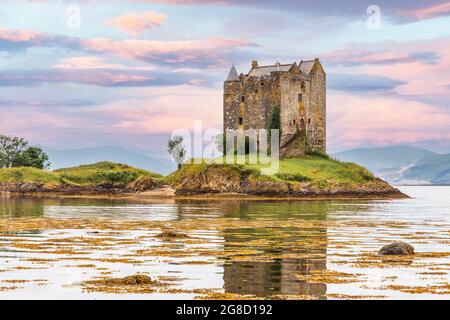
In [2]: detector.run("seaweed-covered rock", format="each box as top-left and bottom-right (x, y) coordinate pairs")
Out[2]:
(127, 176), (157, 192)
(156, 230), (189, 238)
(173, 165), (244, 194)
(378, 241), (414, 256)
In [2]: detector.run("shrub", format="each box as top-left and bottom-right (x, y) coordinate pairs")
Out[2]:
(275, 173), (311, 182)
(306, 150), (331, 160)
(11, 170), (24, 183)
(93, 171), (138, 185)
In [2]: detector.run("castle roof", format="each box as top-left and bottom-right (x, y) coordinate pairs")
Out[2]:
(299, 60), (316, 74)
(247, 63), (293, 78)
(226, 64), (239, 81)
(246, 60), (318, 78)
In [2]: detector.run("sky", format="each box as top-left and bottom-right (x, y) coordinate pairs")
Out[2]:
(1, 0), (450, 155)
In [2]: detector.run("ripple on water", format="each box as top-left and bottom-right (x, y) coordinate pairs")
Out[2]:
(0, 186), (449, 299)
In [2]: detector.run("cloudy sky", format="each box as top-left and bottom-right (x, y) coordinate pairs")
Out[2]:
(1, 0), (450, 155)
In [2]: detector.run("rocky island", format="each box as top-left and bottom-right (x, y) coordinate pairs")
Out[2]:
(0, 157), (407, 200)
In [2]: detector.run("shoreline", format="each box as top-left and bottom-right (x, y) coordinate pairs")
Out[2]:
(0, 187), (409, 202)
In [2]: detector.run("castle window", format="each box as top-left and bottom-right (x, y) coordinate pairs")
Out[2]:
(293, 119), (296, 125)
(241, 96), (245, 102)
(298, 94), (303, 102)
(308, 118), (311, 124)
(255, 89), (258, 94)
(238, 117), (243, 125)
(261, 82), (264, 87)
(301, 81), (305, 89)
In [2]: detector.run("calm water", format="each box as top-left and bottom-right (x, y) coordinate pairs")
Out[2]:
(0, 186), (449, 299)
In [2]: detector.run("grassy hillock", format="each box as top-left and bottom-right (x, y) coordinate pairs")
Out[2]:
(170, 154), (375, 187)
(54, 162), (162, 186)
(246, 155), (375, 186)
(0, 157), (403, 198)
(169, 154), (405, 198)
(0, 162), (162, 191)
(0, 167), (60, 184)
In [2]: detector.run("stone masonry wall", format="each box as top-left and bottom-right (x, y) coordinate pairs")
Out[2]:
(224, 60), (326, 157)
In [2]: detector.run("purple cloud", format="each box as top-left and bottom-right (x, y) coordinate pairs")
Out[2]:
(0, 68), (212, 87)
(324, 49), (440, 67)
(0, 28), (255, 67)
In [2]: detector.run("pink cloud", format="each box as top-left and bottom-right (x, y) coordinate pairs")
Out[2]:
(328, 92), (450, 150)
(82, 37), (252, 65)
(324, 48), (438, 66)
(0, 85), (222, 150)
(399, 2), (450, 20)
(352, 38), (450, 99)
(53, 56), (156, 70)
(0, 28), (254, 66)
(54, 56), (128, 70)
(95, 85), (222, 134)
(106, 11), (166, 36)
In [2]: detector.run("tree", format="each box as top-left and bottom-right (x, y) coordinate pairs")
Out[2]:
(0, 135), (28, 168)
(12, 146), (50, 169)
(168, 136), (187, 170)
(214, 133), (225, 155)
(268, 105), (281, 146)
(269, 106), (281, 133)
(0, 135), (50, 169)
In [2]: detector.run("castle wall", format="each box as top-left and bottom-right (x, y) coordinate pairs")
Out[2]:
(308, 65), (326, 152)
(224, 60), (326, 158)
(223, 81), (241, 132)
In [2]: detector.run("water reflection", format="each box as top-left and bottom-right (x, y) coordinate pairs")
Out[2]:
(0, 194), (45, 218)
(1, 188), (450, 299)
(222, 223), (328, 298)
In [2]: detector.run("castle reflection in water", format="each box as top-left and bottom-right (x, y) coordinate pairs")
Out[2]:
(219, 201), (329, 298)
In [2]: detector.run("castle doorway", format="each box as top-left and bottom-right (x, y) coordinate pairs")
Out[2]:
(300, 118), (306, 131)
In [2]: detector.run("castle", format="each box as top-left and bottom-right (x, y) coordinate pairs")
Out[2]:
(223, 59), (326, 158)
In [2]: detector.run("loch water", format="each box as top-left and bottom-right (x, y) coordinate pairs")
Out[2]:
(0, 186), (449, 299)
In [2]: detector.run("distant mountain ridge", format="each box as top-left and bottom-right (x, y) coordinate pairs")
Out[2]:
(333, 146), (436, 172)
(44, 146), (175, 175)
(332, 146), (450, 185)
(397, 154), (450, 185)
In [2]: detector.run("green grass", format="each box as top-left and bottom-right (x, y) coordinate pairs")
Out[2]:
(257, 156), (374, 184)
(0, 157), (376, 190)
(174, 154), (376, 187)
(0, 167), (60, 184)
(166, 161), (259, 185)
(0, 161), (162, 187)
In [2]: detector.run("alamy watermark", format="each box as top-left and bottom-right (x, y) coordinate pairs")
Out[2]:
(168, 122), (280, 175)
(66, 5), (81, 30)
(367, 5), (382, 30)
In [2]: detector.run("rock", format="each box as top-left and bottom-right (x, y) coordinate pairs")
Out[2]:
(127, 176), (156, 192)
(156, 230), (189, 238)
(378, 241), (414, 256)
(120, 275), (153, 285)
(107, 275), (154, 286)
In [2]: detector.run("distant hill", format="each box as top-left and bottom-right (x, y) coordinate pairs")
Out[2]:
(333, 146), (436, 183)
(396, 154), (450, 185)
(44, 146), (175, 175)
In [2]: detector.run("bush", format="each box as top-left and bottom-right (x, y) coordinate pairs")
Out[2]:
(275, 173), (311, 182)
(11, 170), (24, 183)
(305, 150), (331, 160)
(93, 171), (138, 185)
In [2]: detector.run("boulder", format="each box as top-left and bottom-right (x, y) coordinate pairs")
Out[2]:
(378, 241), (414, 256)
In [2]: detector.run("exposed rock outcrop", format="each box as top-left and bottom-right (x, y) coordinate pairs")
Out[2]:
(172, 164), (406, 199)
(0, 178), (159, 195)
(378, 242), (415, 256)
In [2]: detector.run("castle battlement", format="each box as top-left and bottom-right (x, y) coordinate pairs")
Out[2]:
(223, 59), (326, 158)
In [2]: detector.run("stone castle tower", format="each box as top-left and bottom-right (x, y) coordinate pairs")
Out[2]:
(223, 59), (326, 157)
